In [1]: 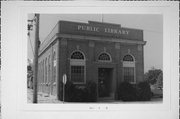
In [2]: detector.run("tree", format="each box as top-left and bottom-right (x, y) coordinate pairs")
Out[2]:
(27, 65), (32, 71)
(156, 71), (163, 89)
(144, 68), (163, 87)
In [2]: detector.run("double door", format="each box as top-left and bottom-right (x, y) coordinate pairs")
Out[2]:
(98, 68), (112, 97)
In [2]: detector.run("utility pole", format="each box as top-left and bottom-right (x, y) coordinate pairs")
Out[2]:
(33, 14), (40, 103)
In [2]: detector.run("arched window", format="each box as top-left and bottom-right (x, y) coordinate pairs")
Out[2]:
(48, 55), (51, 85)
(123, 55), (134, 61)
(40, 62), (43, 91)
(71, 51), (84, 59)
(52, 52), (56, 84)
(98, 52), (112, 62)
(70, 50), (86, 84)
(123, 54), (136, 83)
(42, 60), (44, 84)
(45, 58), (47, 84)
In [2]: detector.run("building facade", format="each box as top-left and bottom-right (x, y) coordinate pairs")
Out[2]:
(37, 20), (146, 100)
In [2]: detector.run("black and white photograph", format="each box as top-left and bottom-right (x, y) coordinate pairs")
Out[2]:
(27, 14), (163, 103)
(2, 1), (179, 119)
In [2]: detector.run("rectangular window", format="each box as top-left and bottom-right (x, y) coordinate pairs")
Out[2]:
(71, 66), (85, 83)
(123, 67), (135, 83)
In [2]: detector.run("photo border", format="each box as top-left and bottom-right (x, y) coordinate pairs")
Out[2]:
(2, 1), (179, 119)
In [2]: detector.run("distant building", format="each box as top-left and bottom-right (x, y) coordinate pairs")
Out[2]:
(37, 20), (146, 100)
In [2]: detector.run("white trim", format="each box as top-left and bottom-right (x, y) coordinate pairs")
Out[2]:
(70, 60), (85, 65)
(123, 61), (135, 67)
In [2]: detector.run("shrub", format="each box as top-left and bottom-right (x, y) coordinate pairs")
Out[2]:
(59, 80), (97, 102)
(71, 86), (88, 102)
(137, 81), (151, 101)
(118, 82), (137, 101)
(72, 81), (97, 102)
(117, 81), (152, 102)
(86, 81), (97, 102)
(59, 80), (76, 102)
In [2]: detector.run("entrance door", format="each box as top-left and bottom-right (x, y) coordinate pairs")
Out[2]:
(98, 68), (112, 97)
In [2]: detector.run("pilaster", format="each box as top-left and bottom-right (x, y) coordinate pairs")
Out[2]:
(114, 42), (121, 99)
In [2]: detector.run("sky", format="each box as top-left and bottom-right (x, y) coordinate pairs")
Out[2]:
(28, 14), (163, 73)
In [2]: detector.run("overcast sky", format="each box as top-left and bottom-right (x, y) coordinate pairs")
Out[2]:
(28, 14), (163, 73)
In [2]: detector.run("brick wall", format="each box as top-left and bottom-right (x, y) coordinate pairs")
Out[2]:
(38, 39), (59, 96)
(57, 37), (144, 99)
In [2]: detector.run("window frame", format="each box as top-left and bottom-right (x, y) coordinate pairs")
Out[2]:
(70, 50), (86, 84)
(52, 51), (56, 85)
(45, 58), (48, 85)
(43, 60), (45, 85)
(122, 54), (136, 84)
(48, 55), (51, 85)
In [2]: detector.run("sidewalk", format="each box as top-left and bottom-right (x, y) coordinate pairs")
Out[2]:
(27, 88), (162, 104)
(27, 89), (63, 103)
